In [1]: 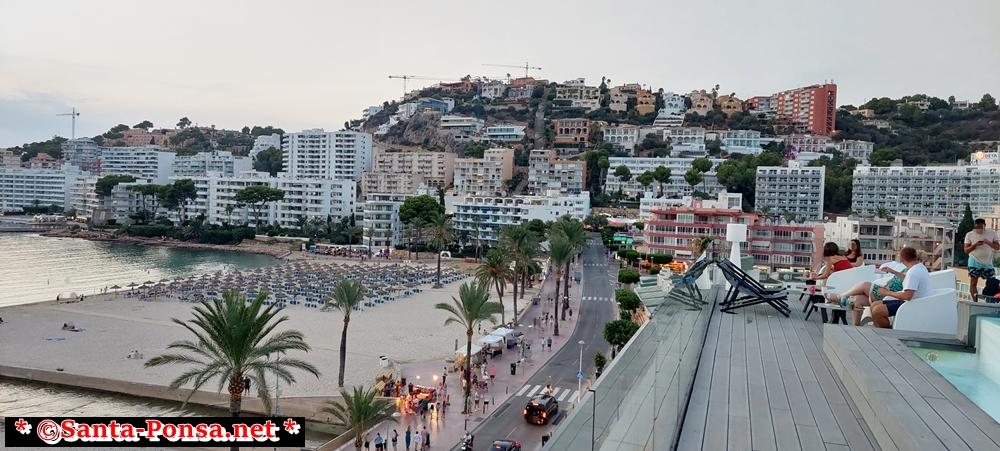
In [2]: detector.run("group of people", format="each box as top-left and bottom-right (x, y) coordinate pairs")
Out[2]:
(365, 426), (430, 451)
(125, 350), (143, 360)
(808, 218), (999, 327)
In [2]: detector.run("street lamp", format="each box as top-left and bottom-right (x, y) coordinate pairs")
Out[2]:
(577, 340), (585, 406)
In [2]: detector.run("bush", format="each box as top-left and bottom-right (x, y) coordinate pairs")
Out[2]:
(650, 254), (673, 265)
(618, 269), (640, 285)
(649, 268), (661, 275)
(603, 319), (640, 348)
(594, 352), (608, 370)
(619, 310), (633, 321)
(615, 288), (642, 311)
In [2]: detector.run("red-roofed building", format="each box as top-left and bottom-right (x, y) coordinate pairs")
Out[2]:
(642, 200), (824, 269)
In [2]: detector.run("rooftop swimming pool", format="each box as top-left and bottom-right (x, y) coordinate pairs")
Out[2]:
(908, 317), (1000, 422)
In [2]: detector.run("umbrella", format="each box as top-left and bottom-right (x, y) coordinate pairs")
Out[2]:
(143, 280), (155, 286)
(110, 285), (122, 290)
(159, 278), (170, 283)
(127, 282), (139, 288)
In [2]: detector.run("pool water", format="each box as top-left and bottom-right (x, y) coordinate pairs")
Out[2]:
(909, 317), (1000, 421)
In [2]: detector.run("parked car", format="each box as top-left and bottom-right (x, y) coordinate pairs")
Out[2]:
(523, 394), (559, 425)
(491, 439), (522, 450)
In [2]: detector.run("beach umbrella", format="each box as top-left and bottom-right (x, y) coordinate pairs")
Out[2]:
(159, 278), (170, 283)
(143, 280), (155, 286)
(127, 282), (138, 288)
(110, 284), (122, 290)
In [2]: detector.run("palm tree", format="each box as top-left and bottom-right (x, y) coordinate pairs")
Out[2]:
(434, 282), (503, 414)
(472, 216), (484, 261)
(552, 218), (587, 316)
(500, 225), (539, 321)
(411, 217), (427, 260)
(322, 386), (396, 451)
(476, 248), (513, 324)
(548, 237), (573, 336)
(145, 290), (320, 423)
(325, 280), (365, 387)
(428, 213), (455, 287)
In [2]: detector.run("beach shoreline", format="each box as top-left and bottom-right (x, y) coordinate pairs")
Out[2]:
(41, 228), (295, 258)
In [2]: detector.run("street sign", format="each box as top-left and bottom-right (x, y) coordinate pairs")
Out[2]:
(576, 371), (584, 380)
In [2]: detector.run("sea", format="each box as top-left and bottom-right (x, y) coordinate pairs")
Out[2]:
(0, 234), (340, 446)
(0, 233), (278, 308)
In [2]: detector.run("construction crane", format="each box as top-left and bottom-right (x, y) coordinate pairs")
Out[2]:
(388, 75), (460, 98)
(57, 107), (81, 140)
(482, 62), (541, 80)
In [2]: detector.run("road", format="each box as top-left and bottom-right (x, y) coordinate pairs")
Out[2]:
(469, 235), (616, 450)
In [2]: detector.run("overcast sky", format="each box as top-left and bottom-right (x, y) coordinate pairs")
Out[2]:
(1, 0), (998, 147)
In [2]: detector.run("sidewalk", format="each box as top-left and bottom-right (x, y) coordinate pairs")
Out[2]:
(340, 258), (587, 450)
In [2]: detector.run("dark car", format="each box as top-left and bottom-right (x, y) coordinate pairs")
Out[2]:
(491, 439), (522, 450)
(523, 394), (559, 425)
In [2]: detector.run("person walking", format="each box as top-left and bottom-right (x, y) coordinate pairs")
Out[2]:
(422, 426), (430, 448)
(965, 218), (1000, 301)
(404, 426), (411, 451)
(392, 429), (399, 450)
(373, 432), (384, 451)
(243, 376), (251, 395)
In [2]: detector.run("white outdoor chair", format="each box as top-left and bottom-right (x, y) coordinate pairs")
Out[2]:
(893, 288), (959, 336)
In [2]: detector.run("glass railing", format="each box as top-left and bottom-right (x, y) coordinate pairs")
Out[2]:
(546, 271), (716, 450)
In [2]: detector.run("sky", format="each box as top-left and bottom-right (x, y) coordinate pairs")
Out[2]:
(1, 0), (998, 147)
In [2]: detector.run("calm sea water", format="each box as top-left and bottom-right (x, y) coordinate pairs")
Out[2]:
(0, 233), (279, 307)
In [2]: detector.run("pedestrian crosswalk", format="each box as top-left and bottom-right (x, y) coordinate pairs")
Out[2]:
(581, 296), (612, 302)
(514, 384), (580, 403)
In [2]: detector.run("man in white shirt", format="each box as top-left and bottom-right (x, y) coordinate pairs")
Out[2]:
(871, 247), (930, 328)
(964, 218), (1000, 300)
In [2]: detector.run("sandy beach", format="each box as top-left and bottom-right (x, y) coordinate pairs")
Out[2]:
(0, 260), (526, 397)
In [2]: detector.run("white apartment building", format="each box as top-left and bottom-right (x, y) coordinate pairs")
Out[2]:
(603, 125), (641, 152)
(172, 151), (251, 177)
(716, 130), (762, 155)
(893, 216), (954, 270)
(0, 167), (69, 210)
(361, 172), (427, 198)
(480, 81), (507, 100)
(604, 156), (725, 197)
(755, 164), (826, 221)
(282, 129), (373, 181)
(784, 134), (833, 153)
(652, 112), (684, 128)
(359, 192), (412, 251)
(484, 124), (525, 142)
(453, 148), (514, 196)
(100, 146), (176, 183)
(66, 171), (100, 218)
(62, 138), (102, 171)
(439, 115), (485, 134)
(662, 127), (706, 155)
(361, 105), (384, 121)
(526, 149), (587, 195)
(639, 191), (743, 220)
(449, 191), (591, 245)
(250, 133), (282, 159)
(554, 79), (601, 111)
(372, 149), (455, 188)
(824, 216), (896, 263)
(184, 171), (356, 228)
(660, 92), (686, 116)
(852, 161), (1000, 220)
(835, 140), (874, 162)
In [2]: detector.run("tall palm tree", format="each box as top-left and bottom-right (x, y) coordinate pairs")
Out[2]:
(325, 280), (365, 387)
(434, 282), (503, 414)
(553, 218), (587, 317)
(145, 290), (320, 421)
(428, 213), (455, 287)
(501, 225), (539, 321)
(548, 237), (573, 336)
(472, 216), (484, 261)
(476, 248), (513, 324)
(322, 386), (396, 451)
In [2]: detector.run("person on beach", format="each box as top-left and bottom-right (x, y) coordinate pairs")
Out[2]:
(405, 426), (412, 450)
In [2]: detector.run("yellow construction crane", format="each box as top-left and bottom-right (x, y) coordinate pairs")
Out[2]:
(482, 62), (542, 80)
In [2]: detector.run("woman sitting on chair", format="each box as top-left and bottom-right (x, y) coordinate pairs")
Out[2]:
(808, 242), (854, 281)
(845, 239), (866, 268)
(825, 249), (913, 326)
